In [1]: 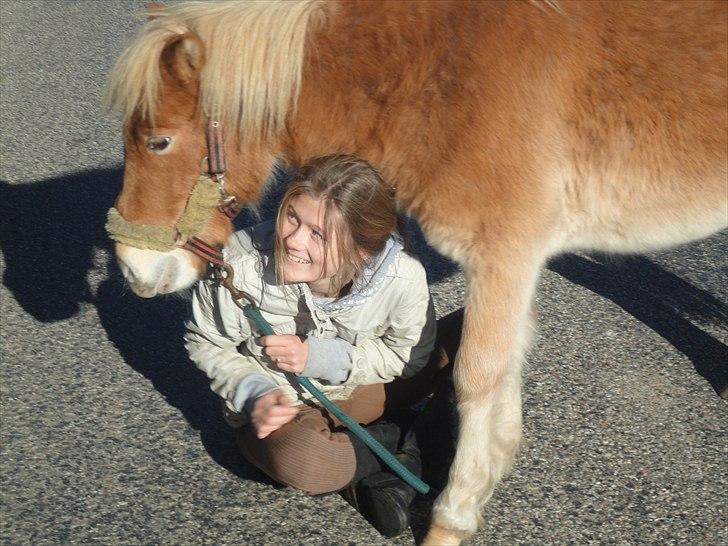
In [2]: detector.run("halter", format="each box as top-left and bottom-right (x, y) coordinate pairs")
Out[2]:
(182, 120), (243, 266)
(105, 120), (242, 267)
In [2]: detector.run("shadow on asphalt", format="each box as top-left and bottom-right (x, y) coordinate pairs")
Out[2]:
(1, 169), (725, 521)
(0, 169), (118, 322)
(0, 168), (267, 485)
(549, 254), (728, 397)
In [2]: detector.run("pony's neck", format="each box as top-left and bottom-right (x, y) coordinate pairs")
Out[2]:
(284, 0), (485, 212)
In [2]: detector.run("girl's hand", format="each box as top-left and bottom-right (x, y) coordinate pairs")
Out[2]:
(251, 390), (299, 439)
(259, 335), (309, 374)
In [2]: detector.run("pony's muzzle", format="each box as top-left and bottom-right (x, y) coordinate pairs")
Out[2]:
(115, 243), (200, 297)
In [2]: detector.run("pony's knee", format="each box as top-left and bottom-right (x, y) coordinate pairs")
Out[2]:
(453, 361), (517, 406)
(453, 358), (504, 403)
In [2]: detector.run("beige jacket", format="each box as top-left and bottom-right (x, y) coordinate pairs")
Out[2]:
(184, 221), (436, 427)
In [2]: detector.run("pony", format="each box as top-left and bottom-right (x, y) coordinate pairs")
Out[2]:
(104, 1), (727, 543)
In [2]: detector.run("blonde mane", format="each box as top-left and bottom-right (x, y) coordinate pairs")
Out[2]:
(105, 0), (324, 139)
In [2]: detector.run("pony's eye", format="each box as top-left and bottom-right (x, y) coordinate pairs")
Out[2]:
(146, 136), (172, 153)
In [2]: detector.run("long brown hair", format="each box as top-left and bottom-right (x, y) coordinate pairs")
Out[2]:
(273, 154), (399, 295)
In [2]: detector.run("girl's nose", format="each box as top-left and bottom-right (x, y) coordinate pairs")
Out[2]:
(287, 226), (307, 249)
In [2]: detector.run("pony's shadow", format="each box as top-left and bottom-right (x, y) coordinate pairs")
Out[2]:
(0, 169), (264, 483)
(549, 253), (728, 397)
(0, 170), (117, 322)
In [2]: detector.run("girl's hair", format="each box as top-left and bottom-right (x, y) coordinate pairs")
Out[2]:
(273, 154), (399, 295)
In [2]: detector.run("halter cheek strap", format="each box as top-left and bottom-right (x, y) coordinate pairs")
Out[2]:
(207, 121), (243, 221)
(207, 120), (226, 175)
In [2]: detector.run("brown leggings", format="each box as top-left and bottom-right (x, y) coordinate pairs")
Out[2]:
(236, 310), (463, 495)
(236, 383), (387, 494)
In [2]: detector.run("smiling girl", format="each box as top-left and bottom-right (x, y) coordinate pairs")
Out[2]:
(184, 155), (436, 536)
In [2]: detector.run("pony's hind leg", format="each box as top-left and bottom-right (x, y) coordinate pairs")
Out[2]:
(423, 247), (543, 545)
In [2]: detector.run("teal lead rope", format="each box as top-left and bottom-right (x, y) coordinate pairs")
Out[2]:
(242, 304), (432, 496)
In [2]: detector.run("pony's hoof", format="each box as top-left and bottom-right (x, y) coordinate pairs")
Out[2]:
(421, 524), (465, 545)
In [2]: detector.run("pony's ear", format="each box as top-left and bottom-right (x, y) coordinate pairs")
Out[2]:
(160, 32), (205, 89)
(146, 2), (165, 21)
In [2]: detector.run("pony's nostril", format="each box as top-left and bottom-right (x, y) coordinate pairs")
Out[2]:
(116, 254), (135, 284)
(132, 284), (158, 298)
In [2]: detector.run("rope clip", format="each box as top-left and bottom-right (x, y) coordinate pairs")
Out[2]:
(212, 263), (258, 311)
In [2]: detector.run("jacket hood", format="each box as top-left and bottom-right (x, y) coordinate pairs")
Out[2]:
(315, 234), (404, 313)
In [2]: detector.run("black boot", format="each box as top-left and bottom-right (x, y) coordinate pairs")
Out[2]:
(345, 421), (401, 484)
(339, 421), (400, 509)
(345, 425), (422, 538)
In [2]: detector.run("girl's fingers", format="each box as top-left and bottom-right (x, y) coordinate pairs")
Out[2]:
(254, 394), (300, 437)
(258, 335), (298, 347)
(267, 405), (298, 418)
(253, 410), (295, 426)
(277, 362), (304, 373)
(263, 346), (293, 359)
(264, 414), (297, 428)
(256, 411), (298, 438)
(256, 426), (275, 439)
(272, 391), (292, 406)
(257, 421), (289, 439)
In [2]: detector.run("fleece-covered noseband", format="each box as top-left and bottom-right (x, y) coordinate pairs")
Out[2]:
(106, 174), (221, 252)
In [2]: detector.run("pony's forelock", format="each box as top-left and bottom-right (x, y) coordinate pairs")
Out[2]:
(105, 0), (324, 139)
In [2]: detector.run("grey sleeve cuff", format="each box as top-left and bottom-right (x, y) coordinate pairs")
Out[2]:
(303, 337), (353, 385)
(232, 374), (279, 415)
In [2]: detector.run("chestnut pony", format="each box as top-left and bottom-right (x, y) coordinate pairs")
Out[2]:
(105, 1), (727, 543)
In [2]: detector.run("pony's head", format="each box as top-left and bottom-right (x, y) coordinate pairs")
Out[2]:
(105, 1), (322, 296)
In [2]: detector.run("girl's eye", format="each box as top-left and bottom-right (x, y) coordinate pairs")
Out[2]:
(311, 230), (323, 240)
(286, 210), (298, 222)
(146, 136), (171, 153)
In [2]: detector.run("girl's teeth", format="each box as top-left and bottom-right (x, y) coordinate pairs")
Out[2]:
(288, 253), (310, 264)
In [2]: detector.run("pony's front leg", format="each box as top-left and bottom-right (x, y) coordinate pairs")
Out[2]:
(424, 249), (543, 545)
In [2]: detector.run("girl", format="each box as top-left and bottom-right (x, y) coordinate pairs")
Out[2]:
(185, 154), (437, 537)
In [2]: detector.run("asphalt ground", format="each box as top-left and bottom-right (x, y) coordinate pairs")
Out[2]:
(1, 2), (726, 545)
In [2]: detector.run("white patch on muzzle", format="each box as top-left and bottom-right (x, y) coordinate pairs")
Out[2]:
(115, 244), (200, 298)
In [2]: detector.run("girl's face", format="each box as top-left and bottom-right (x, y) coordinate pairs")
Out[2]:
(279, 194), (341, 296)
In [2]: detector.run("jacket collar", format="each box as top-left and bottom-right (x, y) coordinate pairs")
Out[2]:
(313, 233), (404, 314)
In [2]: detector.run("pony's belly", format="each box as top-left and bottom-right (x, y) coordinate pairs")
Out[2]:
(560, 177), (728, 254)
(563, 215), (726, 254)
